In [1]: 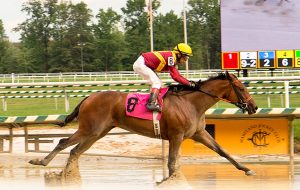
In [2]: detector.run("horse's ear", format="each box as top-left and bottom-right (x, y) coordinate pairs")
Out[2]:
(225, 71), (230, 79)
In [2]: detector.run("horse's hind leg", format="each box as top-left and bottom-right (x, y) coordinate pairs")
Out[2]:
(29, 131), (82, 166)
(62, 126), (114, 177)
(192, 130), (255, 176)
(167, 134), (184, 177)
(62, 136), (98, 177)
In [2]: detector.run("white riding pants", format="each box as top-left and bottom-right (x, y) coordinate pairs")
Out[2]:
(133, 56), (162, 89)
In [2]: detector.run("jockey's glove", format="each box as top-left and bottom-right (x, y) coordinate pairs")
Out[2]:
(189, 81), (198, 89)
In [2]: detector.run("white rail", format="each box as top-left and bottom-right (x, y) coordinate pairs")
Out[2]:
(0, 76), (299, 112)
(1, 69), (300, 83)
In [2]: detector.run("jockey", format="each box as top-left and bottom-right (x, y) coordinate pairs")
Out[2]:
(133, 43), (197, 112)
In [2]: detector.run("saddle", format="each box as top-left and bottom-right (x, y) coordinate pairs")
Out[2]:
(125, 88), (168, 120)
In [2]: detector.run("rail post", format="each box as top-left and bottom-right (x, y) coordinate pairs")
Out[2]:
(2, 97), (7, 111)
(64, 87), (70, 112)
(8, 126), (13, 153)
(267, 89), (271, 108)
(24, 126), (29, 153)
(11, 73), (15, 83)
(284, 81), (290, 108)
(288, 117), (294, 160)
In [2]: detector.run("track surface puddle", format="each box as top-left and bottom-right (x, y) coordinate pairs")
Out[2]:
(0, 154), (299, 190)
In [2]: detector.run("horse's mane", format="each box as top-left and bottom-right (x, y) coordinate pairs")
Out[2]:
(168, 72), (227, 93)
(205, 72), (227, 82)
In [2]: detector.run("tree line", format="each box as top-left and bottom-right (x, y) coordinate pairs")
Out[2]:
(0, 0), (220, 73)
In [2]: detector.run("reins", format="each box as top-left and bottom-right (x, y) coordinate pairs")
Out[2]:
(169, 75), (252, 112)
(197, 87), (233, 103)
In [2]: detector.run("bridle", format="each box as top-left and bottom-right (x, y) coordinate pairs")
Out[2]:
(169, 74), (253, 112)
(197, 76), (253, 112)
(227, 78), (253, 112)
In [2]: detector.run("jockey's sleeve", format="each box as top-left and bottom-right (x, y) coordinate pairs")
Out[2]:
(169, 66), (190, 86)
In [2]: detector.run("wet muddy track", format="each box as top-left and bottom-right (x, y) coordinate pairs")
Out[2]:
(0, 154), (299, 190)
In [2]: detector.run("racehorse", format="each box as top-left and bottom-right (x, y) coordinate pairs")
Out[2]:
(29, 71), (258, 179)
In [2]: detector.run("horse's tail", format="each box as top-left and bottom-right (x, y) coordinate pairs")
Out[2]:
(56, 96), (89, 127)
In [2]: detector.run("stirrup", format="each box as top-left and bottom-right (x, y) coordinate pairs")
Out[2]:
(146, 103), (162, 112)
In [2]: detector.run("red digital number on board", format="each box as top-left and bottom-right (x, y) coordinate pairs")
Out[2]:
(222, 52), (239, 70)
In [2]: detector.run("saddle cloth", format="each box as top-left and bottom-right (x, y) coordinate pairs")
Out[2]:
(125, 88), (168, 120)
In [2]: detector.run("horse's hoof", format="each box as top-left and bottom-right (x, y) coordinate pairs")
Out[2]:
(245, 170), (256, 176)
(29, 159), (46, 166)
(29, 159), (38, 165)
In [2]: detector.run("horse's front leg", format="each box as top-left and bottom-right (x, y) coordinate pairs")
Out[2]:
(167, 134), (184, 177)
(192, 130), (255, 176)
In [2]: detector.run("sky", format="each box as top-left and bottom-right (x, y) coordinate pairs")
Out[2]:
(0, 0), (185, 42)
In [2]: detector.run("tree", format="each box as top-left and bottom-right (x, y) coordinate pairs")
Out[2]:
(188, 0), (221, 69)
(0, 20), (25, 73)
(121, 0), (160, 70)
(153, 11), (183, 50)
(49, 1), (94, 72)
(4, 0), (222, 73)
(48, 1), (72, 72)
(14, 0), (58, 72)
(0, 19), (10, 72)
(0, 44), (31, 73)
(93, 8), (126, 71)
(66, 2), (94, 72)
(0, 19), (7, 61)
(15, 0), (94, 72)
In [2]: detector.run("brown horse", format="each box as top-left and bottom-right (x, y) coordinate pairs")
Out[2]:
(29, 71), (258, 178)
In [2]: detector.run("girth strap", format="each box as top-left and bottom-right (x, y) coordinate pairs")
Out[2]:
(152, 111), (161, 139)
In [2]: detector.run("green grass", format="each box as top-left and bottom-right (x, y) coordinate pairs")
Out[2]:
(0, 98), (81, 116)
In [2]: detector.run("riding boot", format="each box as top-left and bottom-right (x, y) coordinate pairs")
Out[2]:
(146, 88), (161, 112)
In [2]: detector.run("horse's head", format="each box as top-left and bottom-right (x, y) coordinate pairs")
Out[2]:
(169, 72), (257, 115)
(224, 71), (258, 114)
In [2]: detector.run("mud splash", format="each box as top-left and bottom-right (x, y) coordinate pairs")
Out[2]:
(44, 169), (81, 187)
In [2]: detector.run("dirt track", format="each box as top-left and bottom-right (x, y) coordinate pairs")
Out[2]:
(1, 153), (300, 190)
(1, 127), (300, 189)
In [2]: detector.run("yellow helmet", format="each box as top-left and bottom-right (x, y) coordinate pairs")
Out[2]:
(173, 43), (193, 56)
